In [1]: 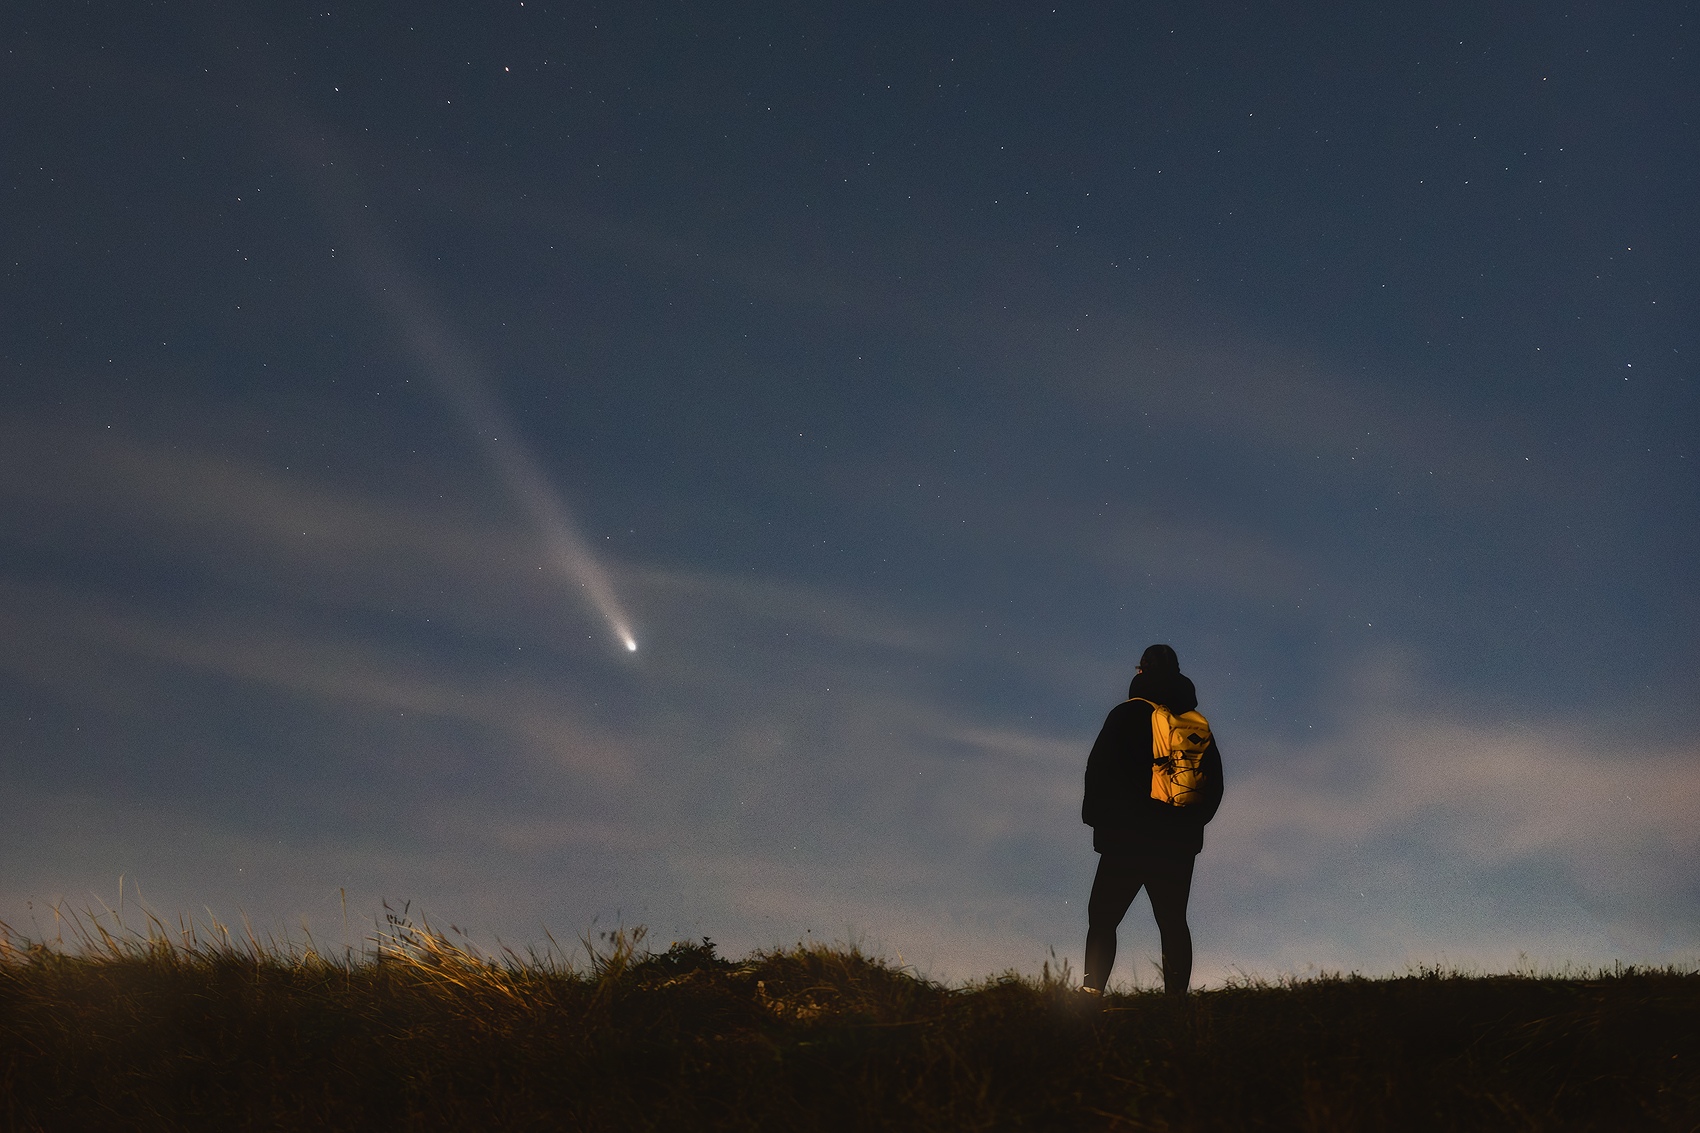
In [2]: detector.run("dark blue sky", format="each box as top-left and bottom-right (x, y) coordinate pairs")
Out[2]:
(3, 1), (1695, 980)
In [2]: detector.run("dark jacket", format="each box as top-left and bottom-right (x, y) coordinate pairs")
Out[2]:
(1082, 670), (1224, 857)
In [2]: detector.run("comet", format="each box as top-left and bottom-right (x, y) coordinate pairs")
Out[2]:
(349, 241), (639, 656)
(282, 129), (638, 655)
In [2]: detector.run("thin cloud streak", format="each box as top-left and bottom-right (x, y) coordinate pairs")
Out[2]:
(0, 578), (639, 785)
(0, 416), (956, 667)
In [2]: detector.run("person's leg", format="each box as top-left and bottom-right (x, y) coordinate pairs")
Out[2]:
(1143, 854), (1197, 995)
(1083, 855), (1145, 991)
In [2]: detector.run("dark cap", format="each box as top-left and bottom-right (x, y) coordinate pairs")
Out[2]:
(1137, 643), (1180, 674)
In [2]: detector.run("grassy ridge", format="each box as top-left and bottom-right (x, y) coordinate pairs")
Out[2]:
(2, 911), (1697, 1131)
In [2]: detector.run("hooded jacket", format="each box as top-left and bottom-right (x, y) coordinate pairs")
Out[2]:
(1081, 669), (1224, 856)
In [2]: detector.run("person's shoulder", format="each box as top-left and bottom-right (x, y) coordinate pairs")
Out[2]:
(1108, 697), (1157, 718)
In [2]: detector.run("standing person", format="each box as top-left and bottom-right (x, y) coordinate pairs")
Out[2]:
(1079, 644), (1224, 996)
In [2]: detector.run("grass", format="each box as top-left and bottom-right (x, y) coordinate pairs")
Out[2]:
(2, 903), (1697, 1131)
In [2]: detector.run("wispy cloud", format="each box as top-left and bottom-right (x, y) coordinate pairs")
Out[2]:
(0, 578), (641, 785)
(2, 412), (1693, 982)
(1039, 313), (1576, 507)
(1195, 697), (1700, 973)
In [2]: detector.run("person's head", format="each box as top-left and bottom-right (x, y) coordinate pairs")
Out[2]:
(1129, 644), (1196, 710)
(1136, 643), (1180, 677)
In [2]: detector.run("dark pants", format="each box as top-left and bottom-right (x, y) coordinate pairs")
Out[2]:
(1083, 852), (1196, 995)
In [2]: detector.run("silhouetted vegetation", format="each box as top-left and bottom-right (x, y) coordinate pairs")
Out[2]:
(2, 904), (1696, 1130)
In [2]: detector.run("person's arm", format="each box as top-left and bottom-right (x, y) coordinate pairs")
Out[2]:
(1081, 713), (1115, 825)
(1082, 701), (1145, 826)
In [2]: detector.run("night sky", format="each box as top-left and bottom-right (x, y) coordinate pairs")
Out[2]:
(3, 2), (1695, 984)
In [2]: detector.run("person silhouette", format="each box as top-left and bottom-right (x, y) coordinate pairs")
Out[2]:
(1079, 643), (1224, 996)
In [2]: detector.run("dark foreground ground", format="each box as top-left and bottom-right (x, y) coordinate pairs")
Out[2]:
(2, 920), (1696, 1131)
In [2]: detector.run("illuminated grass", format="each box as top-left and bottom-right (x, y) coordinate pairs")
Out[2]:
(2, 904), (1696, 1130)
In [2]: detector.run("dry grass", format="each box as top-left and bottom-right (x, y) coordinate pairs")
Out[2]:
(2, 901), (1697, 1130)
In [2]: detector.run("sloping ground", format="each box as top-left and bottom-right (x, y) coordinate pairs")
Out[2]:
(2, 925), (1696, 1130)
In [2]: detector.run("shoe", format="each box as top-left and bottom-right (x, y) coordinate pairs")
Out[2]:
(1074, 984), (1105, 1010)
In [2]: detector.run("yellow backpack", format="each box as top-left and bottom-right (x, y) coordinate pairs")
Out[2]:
(1128, 698), (1213, 807)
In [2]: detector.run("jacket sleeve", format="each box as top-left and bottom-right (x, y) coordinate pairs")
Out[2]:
(1082, 701), (1146, 827)
(1081, 710), (1114, 826)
